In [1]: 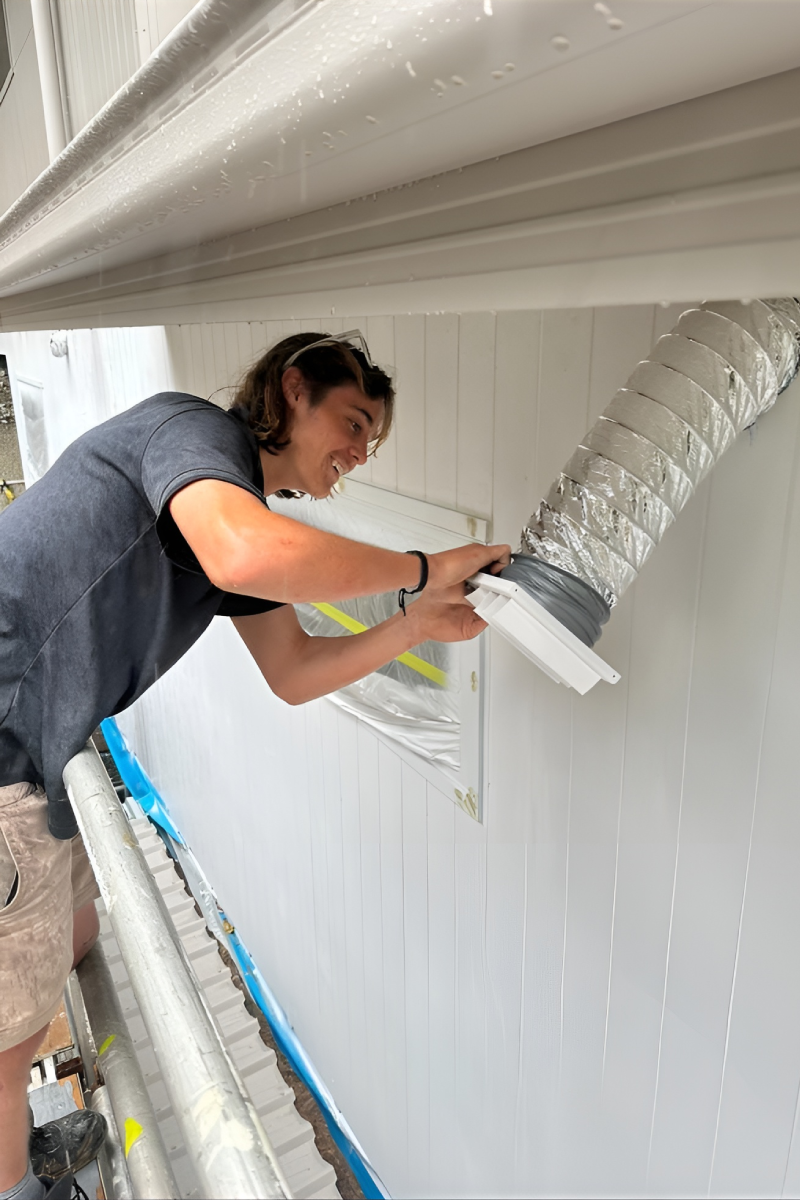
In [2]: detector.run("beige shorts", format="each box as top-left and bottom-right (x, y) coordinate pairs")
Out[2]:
(0, 782), (100, 1053)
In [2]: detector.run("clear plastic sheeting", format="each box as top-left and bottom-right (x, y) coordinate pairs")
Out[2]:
(519, 298), (800, 607)
(297, 595), (460, 771)
(268, 490), (471, 773)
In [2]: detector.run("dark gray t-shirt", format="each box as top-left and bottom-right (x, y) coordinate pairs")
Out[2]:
(0, 392), (282, 838)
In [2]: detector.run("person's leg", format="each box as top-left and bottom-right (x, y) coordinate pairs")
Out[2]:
(28, 835), (105, 1183)
(71, 900), (99, 968)
(0, 784), (86, 1191)
(69, 831), (101, 971)
(0, 1027), (49, 1191)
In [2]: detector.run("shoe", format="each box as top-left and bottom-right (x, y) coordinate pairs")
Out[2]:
(30, 1109), (107, 1180)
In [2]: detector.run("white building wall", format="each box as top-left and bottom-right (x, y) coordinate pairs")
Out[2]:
(4, 306), (800, 1197)
(0, 1), (49, 214)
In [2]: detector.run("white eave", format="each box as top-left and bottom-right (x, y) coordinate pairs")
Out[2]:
(1, 0), (800, 329)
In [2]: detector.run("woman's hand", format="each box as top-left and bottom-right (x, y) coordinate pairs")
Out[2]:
(405, 583), (488, 644)
(426, 543), (511, 590)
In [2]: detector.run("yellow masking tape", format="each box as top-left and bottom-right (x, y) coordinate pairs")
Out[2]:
(124, 1118), (143, 1158)
(311, 602), (448, 688)
(98, 1034), (116, 1055)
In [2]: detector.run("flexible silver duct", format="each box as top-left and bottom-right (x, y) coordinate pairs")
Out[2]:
(502, 299), (800, 645)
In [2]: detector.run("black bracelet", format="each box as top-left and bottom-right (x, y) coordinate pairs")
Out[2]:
(399, 550), (429, 616)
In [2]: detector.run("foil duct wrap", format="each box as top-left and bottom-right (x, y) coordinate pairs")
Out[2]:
(518, 299), (800, 609)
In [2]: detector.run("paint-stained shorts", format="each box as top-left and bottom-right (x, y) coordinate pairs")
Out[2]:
(0, 782), (100, 1052)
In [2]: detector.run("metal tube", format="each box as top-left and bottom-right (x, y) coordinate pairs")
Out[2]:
(77, 943), (179, 1199)
(63, 969), (98, 1088)
(64, 743), (291, 1200)
(30, 0), (67, 160)
(91, 1086), (135, 1200)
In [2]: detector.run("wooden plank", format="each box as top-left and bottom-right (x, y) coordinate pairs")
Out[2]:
(210, 323), (230, 404)
(356, 721), (387, 1159)
(223, 323), (242, 394)
(378, 743), (409, 1184)
(393, 314), (426, 501)
(481, 839), (526, 1195)
(457, 312), (495, 519)
(339, 710), (367, 1126)
(163, 325), (187, 392)
(491, 310), (541, 547)
(341, 315), (372, 485)
(286, 702), (320, 1038)
(587, 305), (656, 423)
(426, 784), (457, 1194)
(235, 322), (254, 375)
(536, 308), (594, 488)
(318, 702), (350, 1095)
(453, 815), (490, 1193)
(303, 701), (330, 1035)
(264, 321), (284, 351)
(401, 762), (430, 1193)
(35, 1006), (73, 1061)
(366, 315), (397, 492)
(189, 323), (206, 397)
(424, 313), (459, 507)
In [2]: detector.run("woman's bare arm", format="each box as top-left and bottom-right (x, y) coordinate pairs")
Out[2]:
(232, 584), (486, 705)
(169, 479), (510, 602)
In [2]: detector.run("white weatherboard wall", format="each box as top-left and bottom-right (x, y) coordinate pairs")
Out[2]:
(5, 306), (800, 1197)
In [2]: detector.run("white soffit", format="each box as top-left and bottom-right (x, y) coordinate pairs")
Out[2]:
(1, 0), (800, 317)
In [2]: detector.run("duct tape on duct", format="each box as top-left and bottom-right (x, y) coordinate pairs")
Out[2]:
(499, 556), (610, 647)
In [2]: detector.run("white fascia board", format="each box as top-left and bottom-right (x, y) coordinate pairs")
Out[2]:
(2, 3), (800, 325)
(4, 172), (800, 329)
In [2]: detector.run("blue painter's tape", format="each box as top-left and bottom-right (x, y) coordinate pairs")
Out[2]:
(100, 718), (185, 844)
(223, 924), (389, 1200)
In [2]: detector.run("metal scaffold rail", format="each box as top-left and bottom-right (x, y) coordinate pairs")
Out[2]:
(64, 742), (292, 1200)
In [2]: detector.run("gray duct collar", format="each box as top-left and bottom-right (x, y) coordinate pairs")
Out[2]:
(499, 556), (610, 648)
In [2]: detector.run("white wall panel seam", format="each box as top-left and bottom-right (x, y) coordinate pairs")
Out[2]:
(600, 604), (636, 1086)
(784, 1075), (800, 1197)
(645, 482), (713, 1189)
(558, 702), (575, 1095)
(709, 406), (800, 1198)
(512, 842), (529, 1186)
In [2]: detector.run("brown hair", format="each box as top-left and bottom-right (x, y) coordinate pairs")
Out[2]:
(229, 331), (394, 458)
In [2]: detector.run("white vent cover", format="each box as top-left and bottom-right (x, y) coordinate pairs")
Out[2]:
(467, 572), (620, 695)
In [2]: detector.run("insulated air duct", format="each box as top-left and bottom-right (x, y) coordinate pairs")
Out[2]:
(468, 298), (800, 693)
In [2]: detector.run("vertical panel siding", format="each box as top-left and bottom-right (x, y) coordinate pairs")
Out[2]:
(11, 305), (800, 1197)
(0, 29), (49, 214)
(457, 312), (496, 519)
(57, 0), (139, 136)
(393, 314), (427, 500)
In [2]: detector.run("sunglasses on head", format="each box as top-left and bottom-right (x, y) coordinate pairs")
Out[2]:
(282, 329), (374, 371)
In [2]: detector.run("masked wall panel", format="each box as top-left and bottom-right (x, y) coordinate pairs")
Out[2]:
(268, 486), (485, 817)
